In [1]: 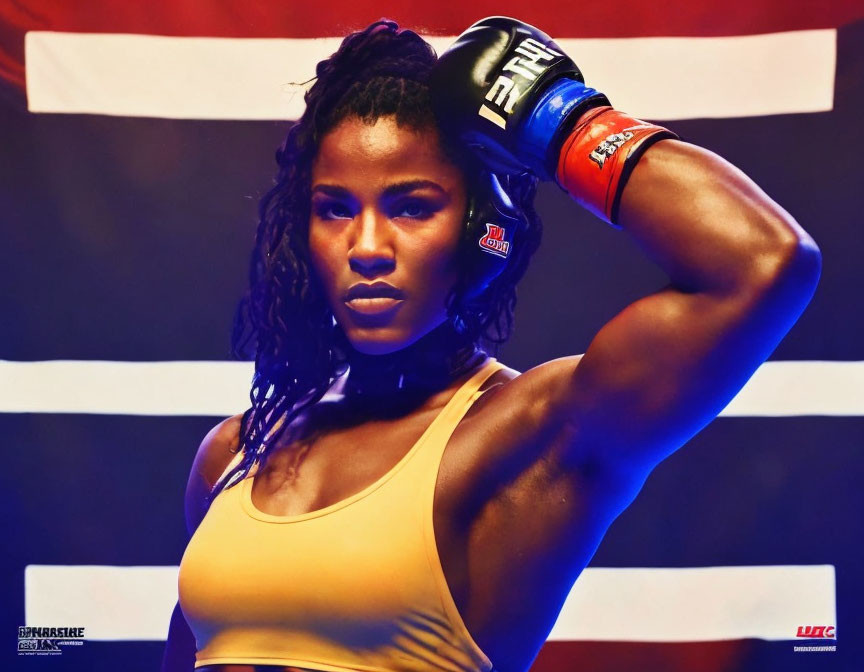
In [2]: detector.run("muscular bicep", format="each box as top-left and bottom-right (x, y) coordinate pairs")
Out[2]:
(541, 142), (821, 476)
(556, 266), (815, 475)
(428, 201), (818, 520)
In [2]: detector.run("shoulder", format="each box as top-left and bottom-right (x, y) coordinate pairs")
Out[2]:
(183, 413), (245, 536)
(471, 355), (584, 418)
(196, 413), (245, 486)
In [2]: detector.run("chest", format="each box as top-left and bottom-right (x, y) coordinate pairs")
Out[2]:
(245, 395), (535, 611)
(245, 390), (617, 670)
(249, 404), (461, 517)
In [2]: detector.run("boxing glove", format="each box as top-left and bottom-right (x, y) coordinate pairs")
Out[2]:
(432, 16), (678, 226)
(430, 16), (608, 181)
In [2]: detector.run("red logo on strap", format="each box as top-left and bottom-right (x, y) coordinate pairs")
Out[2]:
(478, 223), (510, 258)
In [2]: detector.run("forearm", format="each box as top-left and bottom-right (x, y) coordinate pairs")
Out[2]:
(612, 138), (821, 296)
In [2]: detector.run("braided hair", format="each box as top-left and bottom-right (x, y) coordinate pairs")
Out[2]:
(208, 19), (543, 503)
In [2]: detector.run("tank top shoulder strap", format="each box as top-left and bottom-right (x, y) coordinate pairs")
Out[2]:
(464, 356), (506, 403)
(408, 356), (505, 672)
(414, 356), (506, 462)
(215, 445), (245, 486)
(468, 357), (507, 402)
(430, 356), (505, 424)
(213, 407), (290, 487)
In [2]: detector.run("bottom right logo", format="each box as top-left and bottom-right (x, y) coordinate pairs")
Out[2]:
(796, 625), (836, 639)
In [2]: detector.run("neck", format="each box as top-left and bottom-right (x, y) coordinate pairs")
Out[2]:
(341, 320), (486, 402)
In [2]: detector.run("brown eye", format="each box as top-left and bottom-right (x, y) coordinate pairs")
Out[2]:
(314, 201), (353, 220)
(393, 199), (436, 220)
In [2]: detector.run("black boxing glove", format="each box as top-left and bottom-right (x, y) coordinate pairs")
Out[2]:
(432, 16), (679, 226)
(430, 15), (610, 181)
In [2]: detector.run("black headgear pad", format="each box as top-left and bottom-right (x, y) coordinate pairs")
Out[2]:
(460, 171), (530, 299)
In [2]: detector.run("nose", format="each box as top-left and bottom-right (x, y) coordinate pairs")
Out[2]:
(348, 208), (395, 278)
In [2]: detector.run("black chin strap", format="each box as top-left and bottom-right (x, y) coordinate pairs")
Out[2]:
(341, 320), (486, 401)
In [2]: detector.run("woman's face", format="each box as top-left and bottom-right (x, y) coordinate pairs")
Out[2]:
(308, 115), (467, 355)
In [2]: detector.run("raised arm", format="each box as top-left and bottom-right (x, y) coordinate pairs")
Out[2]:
(556, 137), (820, 473)
(430, 16), (821, 480)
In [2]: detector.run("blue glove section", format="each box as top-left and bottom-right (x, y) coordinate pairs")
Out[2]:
(519, 78), (608, 180)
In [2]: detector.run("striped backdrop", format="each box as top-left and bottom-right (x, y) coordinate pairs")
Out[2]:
(1, 2), (862, 671)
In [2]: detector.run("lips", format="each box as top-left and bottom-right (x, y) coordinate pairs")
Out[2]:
(343, 281), (406, 317)
(344, 281), (406, 302)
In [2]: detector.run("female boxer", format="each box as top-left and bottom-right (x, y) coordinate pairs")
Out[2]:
(162, 17), (821, 672)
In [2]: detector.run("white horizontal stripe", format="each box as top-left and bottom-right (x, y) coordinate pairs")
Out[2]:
(25, 564), (835, 642)
(25, 30), (835, 121)
(548, 565), (836, 642)
(1, 359), (862, 416)
(721, 360), (864, 416)
(0, 360), (253, 416)
(569, 31), (836, 120)
(25, 565), (179, 641)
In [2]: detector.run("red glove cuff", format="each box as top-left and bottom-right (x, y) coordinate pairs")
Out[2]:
(555, 106), (677, 228)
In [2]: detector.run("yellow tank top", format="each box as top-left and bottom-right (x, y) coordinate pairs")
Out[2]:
(178, 357), (505, 671)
